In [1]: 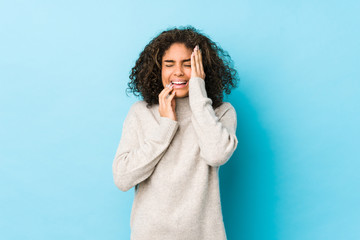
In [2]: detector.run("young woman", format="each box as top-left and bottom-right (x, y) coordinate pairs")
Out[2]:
(113, 26), (240, 240)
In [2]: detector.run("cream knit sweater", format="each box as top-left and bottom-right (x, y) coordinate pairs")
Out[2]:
(113, 77), (238, 240)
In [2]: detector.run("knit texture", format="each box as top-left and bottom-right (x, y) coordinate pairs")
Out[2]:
(113, 76), (238, 240)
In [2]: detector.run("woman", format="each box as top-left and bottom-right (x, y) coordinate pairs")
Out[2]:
(113, 26), (240, 240)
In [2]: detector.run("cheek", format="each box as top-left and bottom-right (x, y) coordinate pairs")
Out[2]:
(161, 69), (171, 86)
(185, 68), (192, 77)
(162, 69), (171, 78)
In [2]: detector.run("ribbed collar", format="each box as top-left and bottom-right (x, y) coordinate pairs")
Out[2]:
(175, 96), (192, 120)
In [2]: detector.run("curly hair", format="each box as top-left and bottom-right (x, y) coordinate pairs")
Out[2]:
(126, 25), (240, 109)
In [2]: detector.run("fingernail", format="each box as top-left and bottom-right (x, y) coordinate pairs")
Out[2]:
(195, 45), (199, 51)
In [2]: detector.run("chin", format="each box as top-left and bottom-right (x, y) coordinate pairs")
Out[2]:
(175, 91), (189, 98)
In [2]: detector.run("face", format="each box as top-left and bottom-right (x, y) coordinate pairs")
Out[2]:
(161, 42), (192, 98)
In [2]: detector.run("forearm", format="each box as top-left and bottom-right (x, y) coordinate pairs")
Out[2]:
(113, 116), (179, 191)
(189, 77), (238, 167)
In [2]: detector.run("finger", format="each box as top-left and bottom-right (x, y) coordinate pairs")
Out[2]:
(199, 49), (204, 77)
(160, 84), (173, 97)
(195, 50), (200, 77)
(191, 51), (197, 76)
(159, 85), (170, 106)
(164, 90), (174, 108)
(159, 87), (167, 105)
(159, 90), (165, 109)
(159, 85), (166, 98)
(162, 85), (173, 103)
(166, 89), (176, 104)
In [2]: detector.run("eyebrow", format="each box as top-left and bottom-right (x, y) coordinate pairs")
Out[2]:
(163, 58), (191, 63)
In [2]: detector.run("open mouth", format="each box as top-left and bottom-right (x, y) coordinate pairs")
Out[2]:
(171, 81), (189, 89)
(171, 81), (187, 85)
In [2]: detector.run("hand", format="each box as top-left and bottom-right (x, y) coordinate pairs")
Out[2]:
(191, 45), (206, 80)
(158, 83), (177, 121)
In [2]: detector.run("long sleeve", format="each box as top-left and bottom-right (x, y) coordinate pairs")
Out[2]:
(112, 102), (179, 192)
(189, 76), (238, 167)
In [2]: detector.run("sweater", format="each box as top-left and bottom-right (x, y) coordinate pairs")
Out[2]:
(112, 76), (238, 240)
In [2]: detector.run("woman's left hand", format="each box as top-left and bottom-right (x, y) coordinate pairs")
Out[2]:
(191, 45), (206, 80)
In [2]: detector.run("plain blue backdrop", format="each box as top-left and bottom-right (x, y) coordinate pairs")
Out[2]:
(1, 0), (359, 239)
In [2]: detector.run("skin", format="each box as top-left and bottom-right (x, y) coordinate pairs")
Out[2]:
(158, 43), (206, 121)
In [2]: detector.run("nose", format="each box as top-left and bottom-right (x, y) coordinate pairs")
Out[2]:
(173, 64), (184, 76)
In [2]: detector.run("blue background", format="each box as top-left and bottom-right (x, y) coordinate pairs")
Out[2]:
(1, 0), (359, 239)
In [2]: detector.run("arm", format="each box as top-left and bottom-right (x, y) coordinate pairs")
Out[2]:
(189, 76), (238, 167)
(112, 103), (179, 192)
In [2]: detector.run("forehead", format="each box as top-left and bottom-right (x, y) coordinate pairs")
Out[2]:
(162, 43), (192, 60)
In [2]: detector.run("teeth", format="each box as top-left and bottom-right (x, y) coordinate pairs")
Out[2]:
(172, 82), (186, 84)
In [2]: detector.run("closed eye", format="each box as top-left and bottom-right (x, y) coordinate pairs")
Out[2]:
(165, 65), (191, 67)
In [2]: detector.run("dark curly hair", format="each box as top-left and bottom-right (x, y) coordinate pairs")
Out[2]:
(126, 25), (240, 109)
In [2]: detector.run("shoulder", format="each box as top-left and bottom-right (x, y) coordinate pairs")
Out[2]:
(214, 101), (236, 118)
(127, 100), (156, 119)
(129, 100), (148, 112)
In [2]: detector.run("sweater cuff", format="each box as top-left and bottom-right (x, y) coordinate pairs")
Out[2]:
(189, 76), (208, 99)
(189, 76), (213, 110)
(153, 116), (179, 144)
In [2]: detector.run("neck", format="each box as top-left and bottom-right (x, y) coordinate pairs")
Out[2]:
(175, 96), (191, 118)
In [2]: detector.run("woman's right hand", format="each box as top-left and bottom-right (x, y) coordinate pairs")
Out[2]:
(159, 83), (177, 121)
